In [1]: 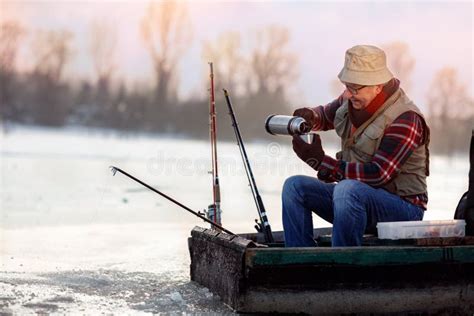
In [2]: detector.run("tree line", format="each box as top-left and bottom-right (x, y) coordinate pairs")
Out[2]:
(0, 2), (472, 156)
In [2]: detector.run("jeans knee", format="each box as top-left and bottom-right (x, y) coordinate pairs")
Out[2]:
(282, 175), (306, 196)
(333, 179), (363, 201)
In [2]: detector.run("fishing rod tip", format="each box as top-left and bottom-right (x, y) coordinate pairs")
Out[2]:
(109, 166), (117, 176)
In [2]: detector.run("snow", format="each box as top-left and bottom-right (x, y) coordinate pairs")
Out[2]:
(0, 125), (469, 313)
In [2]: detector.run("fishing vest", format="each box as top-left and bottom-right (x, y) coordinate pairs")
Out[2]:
(334, 88), (430, 197)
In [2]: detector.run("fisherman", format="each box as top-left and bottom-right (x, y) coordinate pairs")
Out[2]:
(283, 45), (430, 247)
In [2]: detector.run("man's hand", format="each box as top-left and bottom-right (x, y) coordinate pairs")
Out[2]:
(292, 134), (325, 170)
(293, 107), (318, 130)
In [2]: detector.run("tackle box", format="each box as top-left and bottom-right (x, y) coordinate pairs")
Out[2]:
(377, 219), (466, 240)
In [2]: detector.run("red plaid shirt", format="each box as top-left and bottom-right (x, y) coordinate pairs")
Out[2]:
(312, 97), (428, 210)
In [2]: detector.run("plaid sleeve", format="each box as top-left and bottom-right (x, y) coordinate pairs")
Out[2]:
(317, 111), (425, 187)
(311, 94), (344, 131)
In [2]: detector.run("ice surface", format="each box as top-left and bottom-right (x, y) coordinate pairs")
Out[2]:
(0, 125), (469, 314)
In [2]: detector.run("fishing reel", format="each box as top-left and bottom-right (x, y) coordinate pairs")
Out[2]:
(254, 219), (263, 233)
(265, 115), (315, 144)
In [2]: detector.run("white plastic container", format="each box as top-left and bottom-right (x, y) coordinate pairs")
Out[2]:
(377, 220), (466, 240)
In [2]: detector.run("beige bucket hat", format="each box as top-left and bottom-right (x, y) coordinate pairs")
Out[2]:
(338, 45), (393, 85)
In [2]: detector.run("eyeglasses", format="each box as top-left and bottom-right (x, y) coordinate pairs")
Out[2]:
(345, 84), (367, 95)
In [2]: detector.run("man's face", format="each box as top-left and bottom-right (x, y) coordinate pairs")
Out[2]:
(343, 83), (383, 110)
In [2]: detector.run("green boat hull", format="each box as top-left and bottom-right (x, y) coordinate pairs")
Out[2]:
(188, 226), (474, 314)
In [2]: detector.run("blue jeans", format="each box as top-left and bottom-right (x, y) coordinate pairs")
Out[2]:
(282, 176), (424, 247)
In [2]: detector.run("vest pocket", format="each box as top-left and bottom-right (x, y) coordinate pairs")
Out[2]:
(353, 124), (384, 159)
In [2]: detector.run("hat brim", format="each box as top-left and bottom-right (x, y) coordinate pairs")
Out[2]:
(338, 68), (393, 86)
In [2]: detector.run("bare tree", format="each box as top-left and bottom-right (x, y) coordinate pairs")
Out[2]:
(89, 20), (117, 91)
(31, 29), (74, 84)
(140, 0), (192, 108)
(87, 19), (119, 126)
(427, 67), (471, 119)
(381, 42), (415, 92)
(426, 67), (473, 156)
(0, 20), (24, 75)
(29, 29), (74, 126)
(248, 25), (297, 96)
(202, 31), (244, 96)
(0, 21), (25, 129)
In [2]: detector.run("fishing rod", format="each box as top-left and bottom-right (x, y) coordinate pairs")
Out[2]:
(223, 89), (275, 243)
(109, 166), (234, 235)
(207, 62), (223, 227)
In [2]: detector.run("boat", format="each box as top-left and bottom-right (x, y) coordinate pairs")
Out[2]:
(188, 226), (474, 314)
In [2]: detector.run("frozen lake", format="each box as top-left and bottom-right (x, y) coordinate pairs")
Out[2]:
(0, 126), (469, 314)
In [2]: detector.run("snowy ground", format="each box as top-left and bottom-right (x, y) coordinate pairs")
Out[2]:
(0, 224), (231, 315)
(0, 125), (470, 314)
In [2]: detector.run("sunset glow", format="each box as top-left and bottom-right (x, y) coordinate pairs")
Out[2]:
(1, 0), (472, 106)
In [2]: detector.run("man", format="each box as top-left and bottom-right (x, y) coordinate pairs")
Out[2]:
(282, 45), (430, 247)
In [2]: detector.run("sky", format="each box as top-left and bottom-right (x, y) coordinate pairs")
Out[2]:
(1, 0), (473, 111)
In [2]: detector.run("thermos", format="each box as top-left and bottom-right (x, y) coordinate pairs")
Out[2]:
(265, 115), (314, 143)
